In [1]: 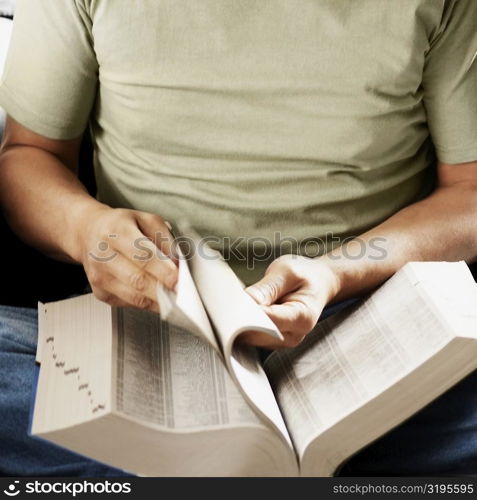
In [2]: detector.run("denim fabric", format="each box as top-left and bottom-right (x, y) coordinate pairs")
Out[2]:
(1, 302), (477, 476)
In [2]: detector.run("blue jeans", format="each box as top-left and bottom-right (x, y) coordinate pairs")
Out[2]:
(1, 303), (477, 477)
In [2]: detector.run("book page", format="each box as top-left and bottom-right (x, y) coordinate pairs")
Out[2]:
(156, 248), (219, 352)
(181, 229), (292, 445)
(157, 224), (292, 444)
(187, 242), (282, 349)
(401, 261), (477, 339)
(265, 263), (461, 458)
(113, 307), (263, 430)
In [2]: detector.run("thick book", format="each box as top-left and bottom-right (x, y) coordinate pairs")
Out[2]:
(32, 232), (477, 476)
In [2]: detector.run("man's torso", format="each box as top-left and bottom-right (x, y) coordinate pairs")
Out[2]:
(88, 0), (442, 281)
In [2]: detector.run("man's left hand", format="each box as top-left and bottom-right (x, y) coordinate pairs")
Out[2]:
(243, 255), (341, 349)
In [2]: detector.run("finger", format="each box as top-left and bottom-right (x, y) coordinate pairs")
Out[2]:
(241, 293), (323, 348)
(263, 300), (318, 338)
(91, 278), (160, 314)
(112, 223), (178, 290)
(135, 212), (178, 263)
(245, 269), (299, 306)
(101, 252), (159, 305)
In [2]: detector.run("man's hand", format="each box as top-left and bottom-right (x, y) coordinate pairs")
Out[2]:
(243, 255), (341, 349)
(0, 117), (178, 314)
(74, 205), (178, 313)
(243, 159), (477, 350)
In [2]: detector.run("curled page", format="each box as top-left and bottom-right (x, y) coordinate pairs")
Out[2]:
(156, 249), (219, 353)
(176, 226), (291, 446)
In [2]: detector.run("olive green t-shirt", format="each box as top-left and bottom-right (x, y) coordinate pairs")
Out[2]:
(1, 0), (476, 282)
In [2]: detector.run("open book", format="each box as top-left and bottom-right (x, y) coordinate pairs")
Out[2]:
(32, 231), (477, 476)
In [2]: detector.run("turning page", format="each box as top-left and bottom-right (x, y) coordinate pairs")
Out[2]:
(157, 225), (292, 446)
(156, 247), (219, 352)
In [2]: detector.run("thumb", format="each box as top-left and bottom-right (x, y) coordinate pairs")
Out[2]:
(135, 212), (178, 265)
(246, 271), (292, 306)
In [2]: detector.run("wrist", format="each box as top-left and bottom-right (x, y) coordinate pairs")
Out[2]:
(317, 243), (398, 303)
(64, 197), (111, 263)
(312, 256), (344, 304)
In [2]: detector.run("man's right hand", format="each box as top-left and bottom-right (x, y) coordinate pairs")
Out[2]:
(0, 116), (178, 314)
(74, 205), (178, 313)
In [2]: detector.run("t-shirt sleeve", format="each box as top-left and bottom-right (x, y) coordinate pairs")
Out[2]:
(0, 0), (98, 140)
(422, 0), (477, 164)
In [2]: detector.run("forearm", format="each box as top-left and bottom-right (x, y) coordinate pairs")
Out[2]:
(323, 181), (477, 301)
(0, 145), (106, 263)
